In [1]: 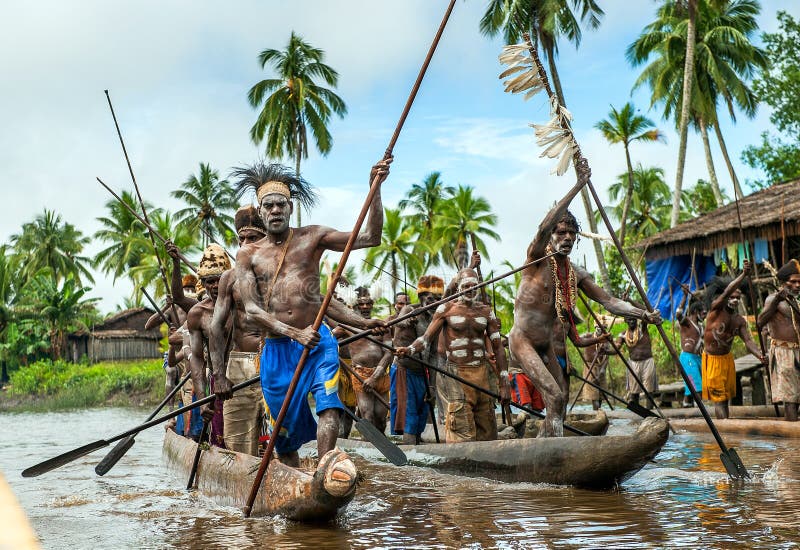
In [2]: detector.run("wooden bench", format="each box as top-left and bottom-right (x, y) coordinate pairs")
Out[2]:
(652, 354), (767, 407)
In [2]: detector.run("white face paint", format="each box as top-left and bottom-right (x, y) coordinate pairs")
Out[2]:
(475, 317), (487, 326)
(451, 338), (469, 347)
(451, 349), (468, 358)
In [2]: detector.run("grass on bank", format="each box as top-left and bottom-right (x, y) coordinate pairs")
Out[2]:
(1, 358), (164, 412)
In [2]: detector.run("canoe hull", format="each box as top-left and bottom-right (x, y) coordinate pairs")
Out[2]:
(343, 417), (668, 489)
(162, 430), (357, 521)
(671, 418), (800, 439)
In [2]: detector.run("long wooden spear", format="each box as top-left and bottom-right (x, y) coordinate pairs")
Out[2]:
(97, 177), (198, 273)
(242, 0), (459, 516)
(505, 34), (749, 479)
(104, 90), (182, 324)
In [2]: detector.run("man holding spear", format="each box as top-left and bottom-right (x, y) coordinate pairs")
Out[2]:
(508, 161), (660, 437)
(220, 160), (390, 467)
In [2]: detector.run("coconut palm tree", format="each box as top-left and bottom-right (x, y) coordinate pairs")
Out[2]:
(595, 103), (665, 246)
(248, 32), (347, 226)
(605, 165), (686, 241)
(10, 210), (93, 286)
(363, 208), (424, 296)
(433, 185), (500, 269)
(628, 0), (767, 207)
(172, 163), (237, 247)
(94, 190), (154, 282)
(18, 270), (98, 360)
(398, 172), (455, 268)
(129, 210), (202, 300)
(480, 0), (612, 290)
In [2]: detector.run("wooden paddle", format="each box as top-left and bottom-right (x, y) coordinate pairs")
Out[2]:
(187, 416), (211, 490)
(95, 291), (189, 476)
(340, 408), (407, 466)
(23, 376), (260, 478)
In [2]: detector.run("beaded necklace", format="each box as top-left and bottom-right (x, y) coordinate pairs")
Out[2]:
(547, 245), (577, 328)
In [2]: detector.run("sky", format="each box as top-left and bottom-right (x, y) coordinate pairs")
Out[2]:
(0, 0), (793, 314)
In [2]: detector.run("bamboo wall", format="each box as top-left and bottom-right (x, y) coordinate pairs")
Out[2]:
(90, 337), (161, 362)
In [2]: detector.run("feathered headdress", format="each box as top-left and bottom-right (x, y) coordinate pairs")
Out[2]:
(498, 40), (578, 176)
(231, 161), (317, 212)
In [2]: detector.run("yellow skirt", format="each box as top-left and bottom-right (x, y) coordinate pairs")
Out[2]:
(338, 358), (357, 408)
(701, 352), (736, 402)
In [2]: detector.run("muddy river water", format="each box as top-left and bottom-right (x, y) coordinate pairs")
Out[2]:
(1, 408), (798, 548)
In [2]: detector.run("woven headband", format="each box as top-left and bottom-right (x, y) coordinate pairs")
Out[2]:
(256, 181), (291, 202)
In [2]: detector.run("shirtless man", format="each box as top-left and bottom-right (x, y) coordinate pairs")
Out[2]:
(215, 159), (389, 466)
(187, 244), (232, 448)
(392, 275), (444, 444)
(703, 260), (765, 419)
(397, 268), (510, 443)
(144, 274), (198, 331)
(615, 316), (657, 408)
(757, 260), (800, 422)
(675, 286), (707, 407)
(333, 288), (392, 433)
(508, 159), (659, 437)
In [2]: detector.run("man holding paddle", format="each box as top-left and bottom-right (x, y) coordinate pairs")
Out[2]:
(218, 159), (390, 467)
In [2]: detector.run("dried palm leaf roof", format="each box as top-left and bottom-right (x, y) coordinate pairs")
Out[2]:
(636, 180), (800, 260)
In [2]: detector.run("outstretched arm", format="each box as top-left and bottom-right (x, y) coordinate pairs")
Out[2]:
(675, 284), (690, 324)
(166, 241), (198, 313)
(526, 158), (591, 261)
(578, 269), (661, 324)
(397, 306), (447, 357)
(711, 260), (750, 312)
(327, 298), (385, 332)
(319, 157), (391, 251)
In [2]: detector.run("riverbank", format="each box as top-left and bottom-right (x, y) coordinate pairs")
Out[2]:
(0, 359), (164, 412)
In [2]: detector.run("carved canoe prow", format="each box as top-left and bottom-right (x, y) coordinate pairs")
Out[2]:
(163, 430), (357, 521)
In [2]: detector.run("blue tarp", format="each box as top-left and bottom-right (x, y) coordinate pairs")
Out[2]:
(645, 255), (718, 321)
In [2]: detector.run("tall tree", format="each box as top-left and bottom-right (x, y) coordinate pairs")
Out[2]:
(248, 32), (347, 226)
(595, 102), (664, 245)
(94, 190), (153, 282)
(629, 0), (767, 206)
(480, 0), (612, 290)
(674, 0), (697, 227)
(18, 271), (98, 360)
(10, 210), (93, 286)
(398, 172), (455, 268)
(363, 208), (423, 296)
(171, 163), (237, 247)
(742, 11), (800, 188)
(433, 185), (500, 269)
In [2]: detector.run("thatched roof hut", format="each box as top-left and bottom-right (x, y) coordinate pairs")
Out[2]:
(635, 181), (800, 319)
(67, 307), (162, 363)
(637, 180), (800, 261)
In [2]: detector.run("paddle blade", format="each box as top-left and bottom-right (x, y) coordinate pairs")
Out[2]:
(720, 447), (750, 480)
(94, 435), (136, 476)
(343, 409), (407, 466)
(627, 400), (659, 419)
(22, 439), (109, 478)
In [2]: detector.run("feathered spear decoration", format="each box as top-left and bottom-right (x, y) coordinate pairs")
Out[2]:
(498, 40), (577, 176)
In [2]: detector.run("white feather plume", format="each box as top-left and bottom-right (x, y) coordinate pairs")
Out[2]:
(369, 280), (384, 301)
(337, 284), (357, 307)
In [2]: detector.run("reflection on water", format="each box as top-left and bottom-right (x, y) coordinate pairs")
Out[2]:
(1, 408), (799, 548)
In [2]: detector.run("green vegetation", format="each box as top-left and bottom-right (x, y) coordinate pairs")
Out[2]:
(1, 359), (164, 412)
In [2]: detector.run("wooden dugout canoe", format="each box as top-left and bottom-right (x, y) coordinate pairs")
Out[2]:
(671, 417), (800, 439)
(498, 410), (609, 438)
(608, 405), (783, 420)
(162, 430), (358, 521)
(341, 417), (668, 489)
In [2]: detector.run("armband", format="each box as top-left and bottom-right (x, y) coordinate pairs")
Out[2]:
(407, 345), (417, 355)
(489, 331), (501, 341)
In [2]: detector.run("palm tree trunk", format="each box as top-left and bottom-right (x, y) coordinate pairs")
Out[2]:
(619, 145), (636, 247)
(295, 139), (302, 227)
(671, 0), (696, 227)
(713, 117), (744, 200)
(699, 119), (723, 205)
(391, 253), (398, 297)
(546, 44), (611, 291)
